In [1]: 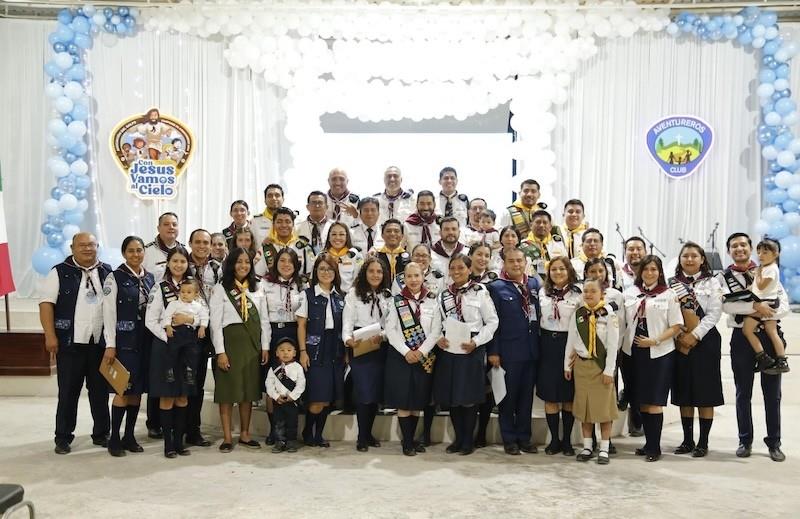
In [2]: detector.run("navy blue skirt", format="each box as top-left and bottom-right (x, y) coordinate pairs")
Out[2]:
(633, 347), (675, 406)
(148, 335), (198, 398)
(305, 329), (345, 404)
(671, 327), (724, 407)
(384, 347), (432, 411)
(536, 331), (574, 403)
(433, 346), (486, 407)
(349, 341), (387, 405)
(110, 322), (148, 396)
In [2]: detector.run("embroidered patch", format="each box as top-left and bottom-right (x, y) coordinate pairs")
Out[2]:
(307, 335), (321, 346)
(116, 321), (136, 332)
(54, 319), (72, 330)
(103, 284), (113, 296)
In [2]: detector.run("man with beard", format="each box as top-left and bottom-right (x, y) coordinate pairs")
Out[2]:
(404, 191), (440, 249)
(350, 197), (383, 253)
(325, 168), (360, 227)
(431, 217), (466, 286)
(437, 167), (469, 227)
(621, 236), (646, 290)
(558, 199), (589, 260)
(463, 197), (487, 245)
(295, 191), (332, 255)
(136, 108), (173, 161)
(252, 184), (286, 248)
(500, 179), (547, 238)
(521, 210), (567, 280)
(374, 166), (415, 225)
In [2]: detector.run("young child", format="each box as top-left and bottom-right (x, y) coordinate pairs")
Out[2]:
(564, 279), (620, 465)
(478, 210), (501, 251)
(266, 338), (306, 453)
(162, 279), (209, 386)
(743, 239), (789, 374)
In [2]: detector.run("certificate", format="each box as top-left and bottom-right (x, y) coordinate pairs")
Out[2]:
(489, 366), (507, 404)
(444, 317), (472, 355)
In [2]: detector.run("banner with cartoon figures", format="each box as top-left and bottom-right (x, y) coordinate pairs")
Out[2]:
(646, 115), (714, 180)
(109, 108), (195, 200)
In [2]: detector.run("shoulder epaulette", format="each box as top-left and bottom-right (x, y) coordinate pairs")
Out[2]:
(432, 269), (444, 279)
(295, 237), (309, 249)
(487, 271), (498, 280)
(348, 193), (360, 204)
(426, 291), (436, 299)
(471, 284), (483, 292)
(457, 194), (468, 202)
(401, 191), (413, 199)
(552, 234), (563, 242)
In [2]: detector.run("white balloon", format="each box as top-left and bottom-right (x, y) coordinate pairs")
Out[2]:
(777, 150), (796, 167)
(58, 194), (78, 211)
(54, 52), (73, 70)
(762, 145), (779, 160)
(63, 81), (84, 100)
(54, 96), (74, 114)
(43, 199), (61, 216)
(48, 119), (67, 137)
(62, 224), (81, 241)
(45, 82), (63, 99)
(70, 159), (88, 175)
(762, 207), (784, 223)
(67, 121), (87, 137)
(775, 170), (795, 188)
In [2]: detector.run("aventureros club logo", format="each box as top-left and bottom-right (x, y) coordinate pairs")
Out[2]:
(646, 115), (714, 180)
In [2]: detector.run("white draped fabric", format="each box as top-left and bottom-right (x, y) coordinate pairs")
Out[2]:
(1, 18), (780, 296)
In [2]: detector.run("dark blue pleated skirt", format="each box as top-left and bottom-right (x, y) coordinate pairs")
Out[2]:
(536, 331), (574, 403)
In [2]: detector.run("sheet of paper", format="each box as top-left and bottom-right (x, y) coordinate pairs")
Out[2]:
(344, 364), (351, 381)
(353, 322), (382, 342)
(444, 317), (472, 355)
(489, 365), (507, 404)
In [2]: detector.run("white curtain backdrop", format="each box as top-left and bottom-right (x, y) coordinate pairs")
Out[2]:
(2, 18), (786, 296)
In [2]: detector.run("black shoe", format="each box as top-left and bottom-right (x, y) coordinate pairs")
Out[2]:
(561, 443), (576, 456)
(474, 438), (487, 449)
(403, 446), (417, 456)
(165, 451), (178, 459)
(608, 443), (617, 455)
(635, 447), (647, 456)
(303, 434), (315, 447)
(265, 435), (276, 446)
(674, 442), (695, 455)
(219, 442), (233, 453)
(107, 438), (126, 457)
(617, 389), (629, 411)
(121, 437), (144, 453)
(286, 441), (299, 453)
(446, 443), (462, 454)
(368, 437), (381, 448)
(767, 357), (791, 375)
(413, 442), (426, 453)
(272, 441), (287, 453)
(692, 446), (708, 458)
(92, 436), (109, 448)
(576, 448), (593, 462)
(504, 444), (521, 455)
(316, 439), (331, 448)
(148, 428), (163, 440)
(755, 352), (776, 373)
(544, 441), (561, 455)
(184, 368), (195, 386)
(356, 442), (368, 452)
(518, 442), (538, 454)
(769, 446), (786, 462)
(165, 369), (175, 383)
(238, 439), (261, 450)
(629, 426), (644, 437)
(459, 447), (475, 456)
(177, 447), (191, 456)
(645, 453), (661, 462)
(185, 434), (211, 447)
(417, 435), (432, 447)
(736, 444), (752, 458)
(597, 451), (610, 465)
(54, 441), (71, 455)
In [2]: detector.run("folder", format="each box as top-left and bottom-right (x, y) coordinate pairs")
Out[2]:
(100, 358), (131, 396)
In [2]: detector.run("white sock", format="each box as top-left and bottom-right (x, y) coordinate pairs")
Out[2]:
(582, 438), (593, 450)
(599, 440), (610, 453)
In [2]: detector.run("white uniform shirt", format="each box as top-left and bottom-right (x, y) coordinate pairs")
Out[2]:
(295, 218), (333, 254)
(403, 219), (441, 250)
(375, 190), (415, 225)
(437, 283), (499, 351)
(437, 192), (469, 227)
(145, 279), (181, 344)
(620, 264), (637, 291)
(262, 278), (304, 323)
(391, 268), (446, 297)
(342, 288), (392, 343)
(622, 286), (684, 358)
(431, 242), (467, 287)
(41, 262), (105, 345)
(325, 192), (360, 228)
(187, 258), (221, 304)
(208, 283), (271, 354)
(525, 237), (568, 278)
(564, 302), (620, 377)
(668, 274), (723, 340)
(102, 265), (149, 348)
(538, 285), (583, 332)
(350, 222), (384, 253)
(163, 299), (209, 329)
(295, 285), (339, 329)
(251, 213), (273, 248)
(603, 286), (627, 346)
(461, 225), (483, 247)
(332, 249), (363, 293)
(718, 268), (790, 328)
(385, 292), (442, 356)
(572, 255), (625, 291)
(266, 361), (306, 401)
(559, 224), (587, 259)
(143, 237), (184, 281)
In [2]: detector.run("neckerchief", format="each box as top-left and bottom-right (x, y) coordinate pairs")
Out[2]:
(564, 222), (588, 259)
(400, 285), (429, 320)
(622, 263), (636, 278)
(369, 290), (384, 319)
(269, 227), (298, 248)
(328, 189), (350, 220)
(634, 282), (668, 319)
(512, 199), (537, 218)
(729, 261), (757, 286)
(261, 207), (275, 221)
(528, 233), (553, 260)
(547, 285), (572, 321)
(307, 217), (328, 250)
(327, 247), (349, 259)
(576, 300), (608, 370)
(265, 274), (294, 314)
(189, 256), (209, 301)
(66, 256), (101, 297)
(383, 189), (406, 217)
(378, 245), (405, 277)
(234, 279), (250, 321)
(440, 191), (457, 217)
(155, 235), (177, 256)
(432, 240), (464, 259)
(406, 212), (437, 246)
(122, 263), (150, 316)
(443, 281), (474, 321)
(500, 270), (531, 319)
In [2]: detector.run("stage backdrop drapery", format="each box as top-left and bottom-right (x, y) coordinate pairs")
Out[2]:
(2, 18), (785, 296)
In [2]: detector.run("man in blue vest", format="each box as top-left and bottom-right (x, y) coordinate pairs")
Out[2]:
(40, 232), (113, 454)
(487, 247), (541, 455)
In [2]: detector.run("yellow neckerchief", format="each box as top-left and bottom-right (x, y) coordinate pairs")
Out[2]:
(262, 207), (275, 221)
(512, 199), (537, 219)
(578, 250), (606, 264)
(269, 227), (298, 248)
(563, 222), (588, 258)
(584, 299), (606, 358)
(378, 245), (405, 277)
(527, 232), (553, 258)
(234, 279), (250, 321)
(327, 247), (349, 259)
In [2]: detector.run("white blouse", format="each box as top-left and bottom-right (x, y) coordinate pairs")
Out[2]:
(391, 268), (445, 297)
(144, 278), (182, 344)
(385, 293), (442, 356)
(622, 286), (684, 358)
(438, 283), (499, 350)
(262, 278), (304, 323)
(538, 285), (583, 332)
(668, 274), (723, 340)
(332, 249), (364, 293)
(342, 288), (392, 343)
(564, 302), (620, 377)
(603, 286), (626, 346)
(208, 283), (271, 354)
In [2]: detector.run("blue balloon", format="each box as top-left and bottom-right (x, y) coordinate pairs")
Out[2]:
(64, 211), (84, 225)
(44, 61), (60, 78)
(124, 16), (135, 28)
(776, 97), (796, 116)
(70, 104), (89, 121)
(57, 9), (73, 25)
(41, 222), (56, 235)
(739, 31), (754, 46)
(780, 235), (800, 269)
(50, 187), (64, 200)
(104, 22), (115, 33)
(71, 15), (90, 35)
(767, 188), (789, 204)
(58, 133), (77, 149)
(770, 161), (783, 173)
(69, 141), (87, 157)
(103, 7), (113, 18)
(764, 40), (781, 55)
(67, 63), (85, 81)
(67, 43), (79, 55)
(768, 220), (791, 240)
(57, 24), (75, 43)
(778, 89), (792, 99)
(75, 175), (91, 189)
(774, 132), (792, 149)
(776, 64), (790, 78)
(789, 284), (800, 303)
(119, 7), (130, 16)
(759, 69), (776, 83)
(32, 246), (65, 275)
(47, 232), (65, 248)
(73, 188), (87, 199)
(48, 32), (60, 45)
(62, 114), (73, 125)
(758, 127), (776, 145)
(47, 215), (65, 229)
(53, 42), (66, 53)
(760, 12), (779, 26)
(783, 199), (799, 213)
(58, 177), (76, 193)
(74, 33), (92, 50)
(62, 152), (76, 163)
(71, 55), (81, 65)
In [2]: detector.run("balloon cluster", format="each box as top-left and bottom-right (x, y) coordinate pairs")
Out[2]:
(32, 6), (138, 276)
(668, 7), (800, 301)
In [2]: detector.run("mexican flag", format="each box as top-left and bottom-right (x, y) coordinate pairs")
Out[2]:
(0, 166), (15, 297)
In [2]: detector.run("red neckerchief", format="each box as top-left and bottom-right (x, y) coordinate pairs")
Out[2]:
(500, 270), (530, 319)
(447, 281), (474, 321)
(432, 240), (464, 258)
(634, 282), (669, 319)
(622, 263), (636, 277)
(675, 270), (709, 284)
(400, 285), (429, 319)
(328, 189), (350, 220)
(267, 274), (294, 313)
(728, 261), (757, 273)
(547, 285), (572, 321)
(406, 212), (437, 246)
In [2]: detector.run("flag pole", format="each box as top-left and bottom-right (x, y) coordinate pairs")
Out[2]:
(3, 294), (8, 331)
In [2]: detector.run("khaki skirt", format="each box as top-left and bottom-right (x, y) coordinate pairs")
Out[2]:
(573, 356), (619, 424)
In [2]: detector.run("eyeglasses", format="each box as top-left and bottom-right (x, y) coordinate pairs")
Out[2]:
(317, 267), (335, 273)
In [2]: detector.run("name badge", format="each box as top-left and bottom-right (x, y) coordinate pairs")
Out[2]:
(528, 305), (537, 322)
(86, 291), (98, 304)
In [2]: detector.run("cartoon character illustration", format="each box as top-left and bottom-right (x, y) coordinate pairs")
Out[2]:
(136, 108), (173, 160)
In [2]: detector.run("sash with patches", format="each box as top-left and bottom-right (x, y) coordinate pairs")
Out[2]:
(575, 305), (608, 371)
(722, 268), (754, 303)
(159, 279), (180, 307)
(393, 295), (426, 351)
(506, 205), (532, 237)
(225, 286), (261, 352)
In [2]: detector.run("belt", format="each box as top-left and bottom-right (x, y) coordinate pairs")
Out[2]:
(272, 322), (298, 329)
(544, 330), (568, 338)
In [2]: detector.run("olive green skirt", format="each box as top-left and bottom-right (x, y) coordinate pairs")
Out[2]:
(214, 323), (261, 404)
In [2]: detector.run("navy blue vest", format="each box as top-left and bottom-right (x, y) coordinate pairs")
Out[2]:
(487, 277), (542, 362)
(112, 268), (155, 350)
(53, 259), (112, 347)
(303, 287), (344, 364)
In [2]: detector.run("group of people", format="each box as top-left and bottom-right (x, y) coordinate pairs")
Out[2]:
(39, 165), (788, 464)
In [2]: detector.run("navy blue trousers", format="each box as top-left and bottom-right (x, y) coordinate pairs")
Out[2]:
(498, 361), (535, 445)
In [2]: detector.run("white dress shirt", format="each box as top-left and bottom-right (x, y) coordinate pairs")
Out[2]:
(437, 283), (499, 351)
(622, 285), (684, 358)
(668, 273), (723, 340)
(350, 221), (384, 253)
(538, 286), (583, 332)
(295, 285), (339, 329)
(143, 237), (183, 281)
(376, 190), (415, 225)
(332, 249), (364, 293)
(262, 278), (305, 323)
(208, 282), (271, 354)
(102, 265), (149, 349)
(403, 219), (441, 250)
(437, 191), (469, 227)
(295, 218), (333, 254)
(41, 262), (105, 345)
(342, 288), (392, 343)
(266, 361), (306, 401)
(385, 293), (442, 356)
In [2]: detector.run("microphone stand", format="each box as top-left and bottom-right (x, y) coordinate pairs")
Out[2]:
(615, 223), (626, 259)
(707, 222), (720, 253)
(637, 226), (666, 258)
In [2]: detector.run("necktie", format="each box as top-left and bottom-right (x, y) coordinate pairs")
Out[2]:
(445, 198), (453, 217)
(312, 224), (320, 249)
(367, 228), (374, 250)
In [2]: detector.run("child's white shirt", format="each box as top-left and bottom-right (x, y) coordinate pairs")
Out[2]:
(753, 263), (780, 300)
(162, 299), (209, 329)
